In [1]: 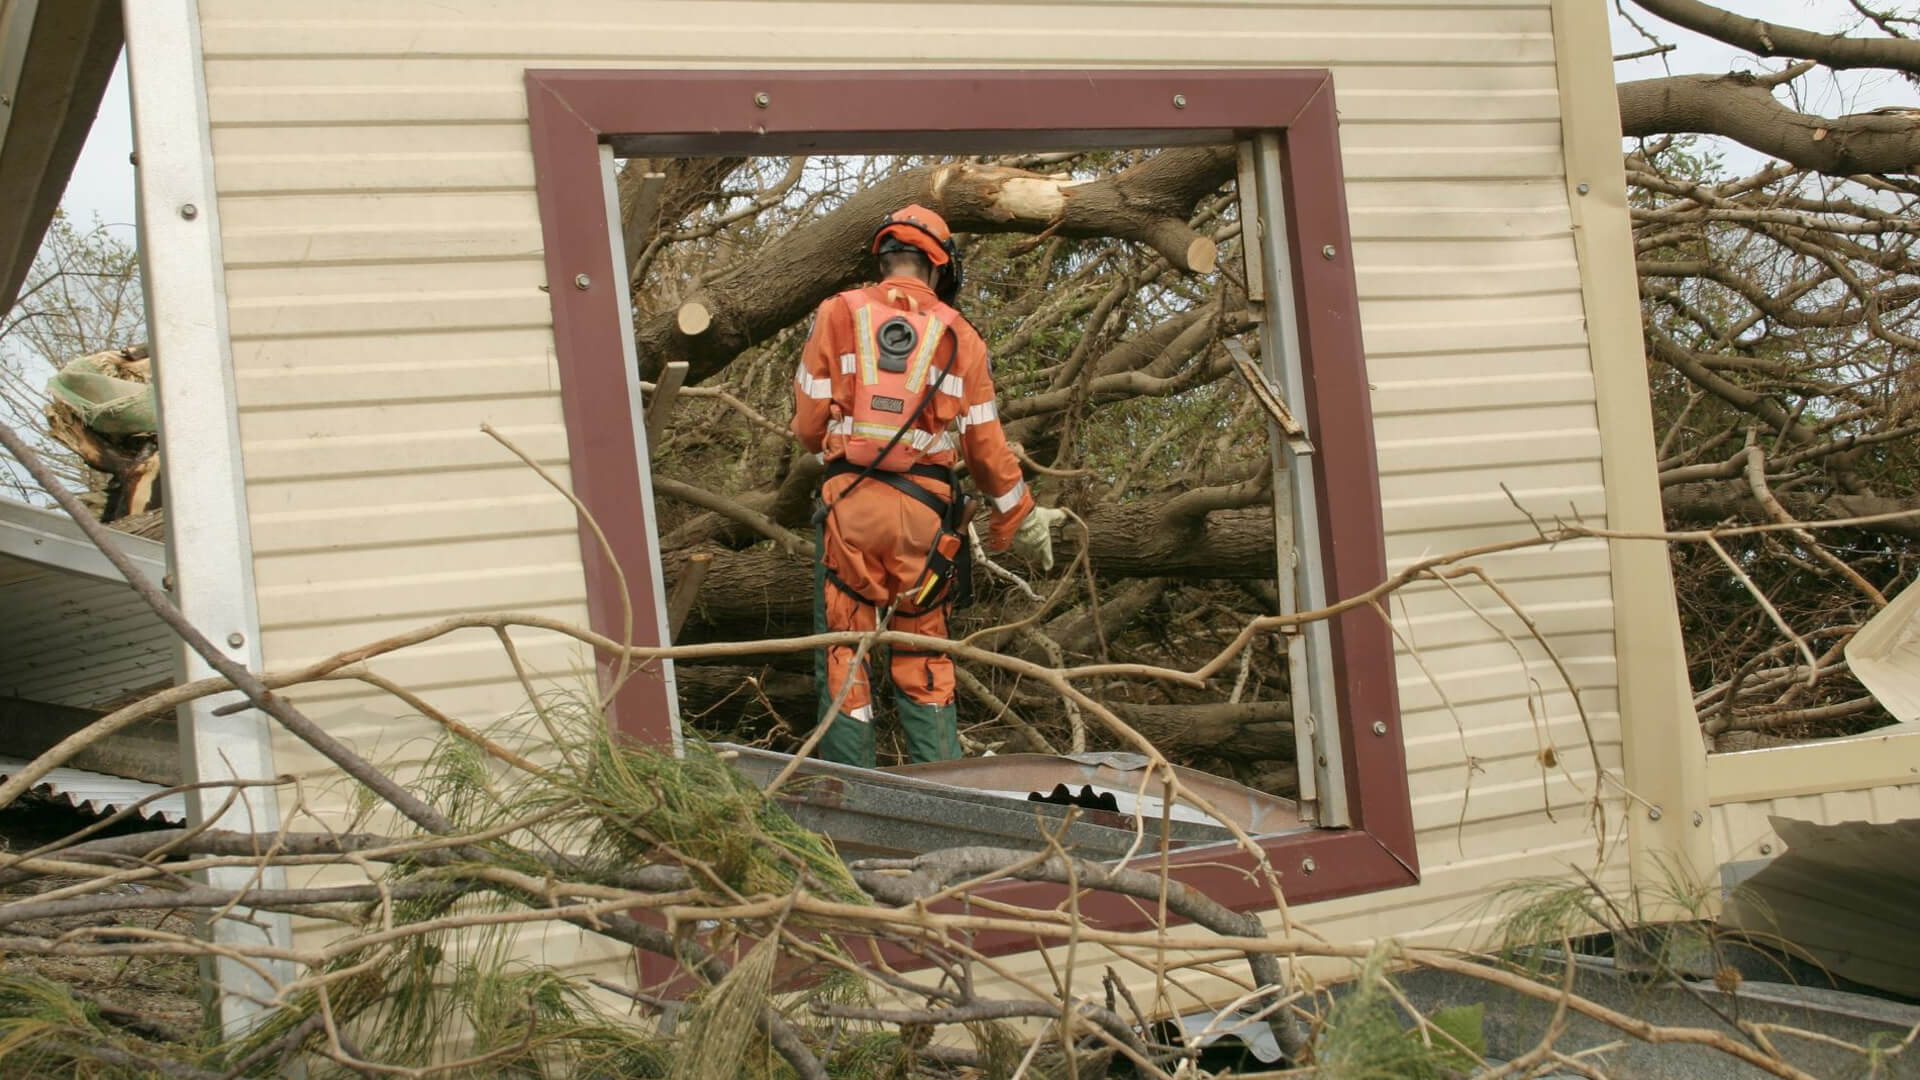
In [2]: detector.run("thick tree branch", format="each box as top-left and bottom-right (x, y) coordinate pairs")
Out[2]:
(1631, 0), (1920, 75)
(1620, 73), (1920, 175)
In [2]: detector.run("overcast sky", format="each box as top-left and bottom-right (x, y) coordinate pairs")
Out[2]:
(51, 3), (1920, 242)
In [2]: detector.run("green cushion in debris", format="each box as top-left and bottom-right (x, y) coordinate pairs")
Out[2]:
(46, 356), (156, 436)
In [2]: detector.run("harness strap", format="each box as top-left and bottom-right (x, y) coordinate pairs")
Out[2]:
(822, 564), (944, 619)
(825, 459), (955, 521)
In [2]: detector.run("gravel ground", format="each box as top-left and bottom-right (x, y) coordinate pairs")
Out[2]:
(0, 799), (205, 1046)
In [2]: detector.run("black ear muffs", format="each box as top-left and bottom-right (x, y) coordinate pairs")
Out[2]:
(935, 248), (963, 305)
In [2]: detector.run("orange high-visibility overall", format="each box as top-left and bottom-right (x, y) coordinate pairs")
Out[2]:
(792, 274), (1034, 765)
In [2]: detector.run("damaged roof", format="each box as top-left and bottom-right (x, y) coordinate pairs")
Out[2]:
(0, 495), (173, 710)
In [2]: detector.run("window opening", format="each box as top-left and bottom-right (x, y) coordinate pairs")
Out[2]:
(527, 68), (1416, 917)
(618, 147), (1317, 835)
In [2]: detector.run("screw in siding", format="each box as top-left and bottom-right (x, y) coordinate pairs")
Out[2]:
(226, 632), (245, 648)
(1300, 857), (1316, 874)
(1371, 721), (1388, 736)
(1647, 806), (1663, 822)
(180, 204), (198, 220)
(1577, 182), (1591, 195)
(1171, 93), (1187, 109)
(574, 273), (592, 291)
(1759, 842), (1773, 855)
(754, 91), (771, 108)
(1321, 244), (1336, 259)
(1692, 811), (1704, 827)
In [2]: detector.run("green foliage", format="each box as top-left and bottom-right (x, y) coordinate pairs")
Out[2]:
(0, 972), (209, 1079)
(1313, 946), (1486, 1080)
(199, 690), (871, 1077)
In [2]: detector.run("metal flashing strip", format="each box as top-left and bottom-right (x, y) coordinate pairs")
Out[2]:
(0, 494), (166, 583)
(1246, 132), (1347, 828)
(723, 744), (1306, 861)
(123, 0), (289, 1032)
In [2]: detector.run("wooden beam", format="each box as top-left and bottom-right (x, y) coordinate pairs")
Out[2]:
(0, 695), (179, 785)
(645, 359), (690, 449)
(666, 550), (712, 641)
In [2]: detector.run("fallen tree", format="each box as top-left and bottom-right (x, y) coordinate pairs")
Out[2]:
(0, 414), (1905, 1079)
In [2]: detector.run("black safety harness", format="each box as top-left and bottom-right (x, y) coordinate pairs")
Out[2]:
(812, 316), (973, 616)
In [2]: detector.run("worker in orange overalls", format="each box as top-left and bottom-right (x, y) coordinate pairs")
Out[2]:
(791, 204), (1065, 767)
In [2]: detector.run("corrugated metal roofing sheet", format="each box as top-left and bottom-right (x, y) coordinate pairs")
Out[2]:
(0, 755), (185, 824)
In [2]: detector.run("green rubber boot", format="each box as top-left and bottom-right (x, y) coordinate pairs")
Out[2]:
(898, 698), (962, 764)
(816, 705), (876, 768)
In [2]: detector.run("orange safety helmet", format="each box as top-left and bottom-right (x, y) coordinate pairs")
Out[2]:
(871, 203), (963, 303)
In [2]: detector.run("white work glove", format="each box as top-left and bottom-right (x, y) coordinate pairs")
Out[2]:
(1010, 505), (1069, 571)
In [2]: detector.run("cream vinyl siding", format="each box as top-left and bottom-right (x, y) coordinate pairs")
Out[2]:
(1713, 785), (1920, 866)
(193, 0), (1633, 993)
(1709, 729), (1920, 864)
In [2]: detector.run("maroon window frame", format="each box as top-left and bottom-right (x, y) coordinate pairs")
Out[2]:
(524, 68), (1417, 931)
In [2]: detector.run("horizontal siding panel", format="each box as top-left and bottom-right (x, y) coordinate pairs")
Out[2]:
(266, 619), (595, 693)
(1404, 713), (1619, 775)
(201, 57), (1562, 126)
(238, 394), (566, 444)
(1388, 567), (1614, 622)
(1712, 782), (1920, 866)
(1389, 537), (1612, 585)
(1376, 427), (1602, 476)
(1382, 484), (1607, 535)
(219, 192), (544, 266)
(237, 423), (569, 482)
(1382, 521), (1605, 570)
(198, 4), (1555, 65)
(249, 496), (578, 556)
(1371, 371), (1596, 418)
(1360, 313), (1588, 358)
(254, 533), (589, 595)
(1367, 345), (1597, 386)
(1387, 632), (1620, 683)
(1410, 758), (1620, 833)
(230, 326), (559, 371)
(244, 462), (579, 515)
(1391, 599), (1614, 653)
(1397, 661), (1616, 717)
(1379, 458), (1603, 503)
(236, 354), (558, 410)
(224, 259), (550, 339)
(1354, 239), (1581, 300)
(257, 562), (588, 628)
